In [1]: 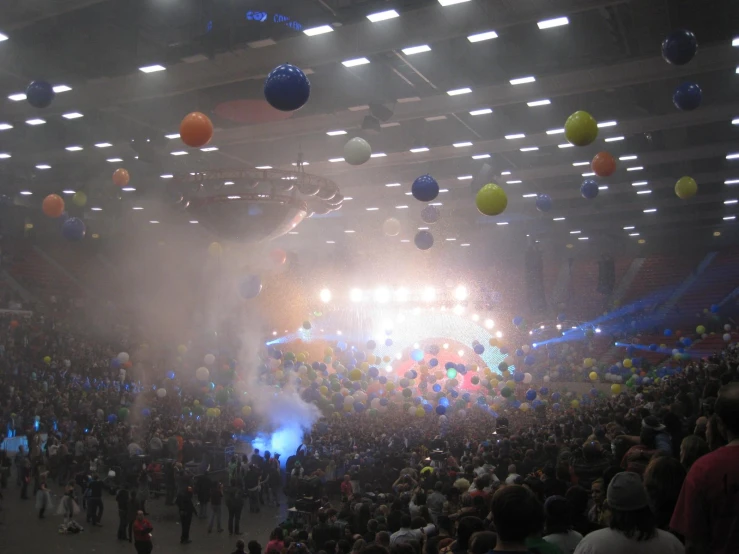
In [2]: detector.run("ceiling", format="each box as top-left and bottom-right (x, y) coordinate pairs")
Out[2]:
(1, 0), (739, 257)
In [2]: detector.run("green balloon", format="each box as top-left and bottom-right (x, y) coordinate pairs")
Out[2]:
(501, 387), (513, 398)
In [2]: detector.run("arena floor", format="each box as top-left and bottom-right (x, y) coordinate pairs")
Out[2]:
(1, 479), (290, 554)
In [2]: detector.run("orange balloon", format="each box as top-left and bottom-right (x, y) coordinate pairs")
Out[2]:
(112, 168), (130, 187)
(591, 151), (616, 177)
(42, 194), (65, 218)
(180, 112), (214, 148)
(270, 248), (287, 265)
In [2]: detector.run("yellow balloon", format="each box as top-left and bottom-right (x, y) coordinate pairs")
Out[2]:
(696, 325), (706, 334)
(296, 353), (306, 363)
(506, 380), (516, 389)
(611, 384), (621, 394)
(208, 242), (222, 257)
(383, 355), (391, 363)
(520, 403), (529, 412)
(469, 364), (478, 373)
(319, 385), (328, 395)
(324, 347), (333, 356)
(571, 399), (580, 409)
(488, 338), (498, 347)
(360, 362), (369, 371)
(349, 369), (362, 381)
(194, 400), (200, 406)
(675, 176), (697, 199)
(564, 110), (598, 146)
(274, 370), (284, 380)
(623, 358), (632, 369)
(415, 407), (425, 417)
(214, 408), (221, 417)
(367, 355), (376, 365)
(476, 183), (508, 216)
(344, 404), (353, 412)
(589, 371), (598, 381)
(177, 344), (188, 355)
(490, 379), (499, 389)
(72, 191), (87, 207)
(584, 358), (594, 368)
(43, 356), (51, 364)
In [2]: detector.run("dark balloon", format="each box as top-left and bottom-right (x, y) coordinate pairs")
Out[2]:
(661, 29), (698, 66)
(580, 179), (599, 199)
(673, 82), (702, 111)
(26, 80), (55, 108)
(411, 174), (439, 202)
(263, 64), (311, 112)
(238, 274), (262, 299)
(535, 194), (552, 212)
(62, 217), (86, 241)
(414, 230), (434, 250)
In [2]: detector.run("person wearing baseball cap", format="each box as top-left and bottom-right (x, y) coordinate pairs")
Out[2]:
(573, 472), (682, 554)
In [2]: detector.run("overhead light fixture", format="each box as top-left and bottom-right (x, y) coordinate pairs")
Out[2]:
(643, 208), (657, 213)
(255, 165), (272, 169)
(366, 207), (379, 211)
(458, 175), (473, 180)
(506, 180), (522, 184)
(26, 119), (45, 126)
(121, 187), (136, 192)
(520, 147), (539, 152)
(447, 87), (472, 96)
(132, 206), (144, 211)
(328, 158), (345, 163)
(370, 152), (386, 158)
(0, 153), (10, 159)
(724, 216), (736, 220)
(598, 185), (609, 190)
(733, 37), (739, 47)
(547, 128), (565, 135)
(53, 85), (71, 93)
(505, 133), (525, 140)
(106, 158), (123, 162)
(367, 9), (399, 22)
(605, 136), (625, 142)
(578, 236), (589, 241)
(62, 112), (83, 119)
(189, 220), (199, 224)
(724, 199), (738, 204)
(170, 151), (188, 156)
(0, 123), (12, 131)
(342, 57), (370, 67)
(165, 133), (180, 139)
(537, 16), (569, 29)
(570, 230), (581, 234)
(326, 130), (347, 136)
(582, 172), (596, 177)
(632, 181), (648, 186)
(65, 146), (83, 152)
(292, 161), (310, 166)
(623, 226), (635, 230)
(430, 202), (442, 206)
(149, 220), (160, 224)
(727, 153), (739, 160)
(410, 147), (429, 153)
(95, 142), (112, 148)
(35, 164), (51, 169)
(553, 217), (565, 221)
(725, 179), (739, 185)
(0, 33), (7, 42)
(453, 141), (473, 148)
(527, 99), (551, 107)
(19, 191), (32, 196)
(496, 222), (508, 226)
(627, 166), (644, 171)
(619, 155), (637, 160)
(439, 188), (449, 193)
(200, 146), (219, 152)
(733, 118), (739, 125)
(472, 154), (490, 159)
(469, 108), (492, 115)
(598, 121), (617, 128)
(8, 93), (26, 101)
(227, 195), (241, 200)
(344, 230), (355, 234)
(303, 25), (334, 36)
(402, 44), (431, 55)
(522, 193), (537, 198)
(395, 205), (409, 209)
(139, 64), (166, 73)
(558, 143), (574, 148)
(91, 207), (102, 211)
(636, 190), (652, 194)
(572, 161), (589, 166)
(385, 183), (401, 187)
(501, 171), (511, 175)
(62, 190), (75, 194)
(438, 0), (471, 5)
(510, 76), (536, 85)
(467, 31), (498, 42)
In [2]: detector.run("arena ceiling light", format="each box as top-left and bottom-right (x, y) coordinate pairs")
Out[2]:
(0, 33), (7, 42)
(139, 64), (166, 73)
(26, 118), (45, 125)
(326, 130), (346, 136)
(598, 121), (617, 128)
(410, 147), (429, 153)
(458, 175), (473, 180)
(505, 133), (525, 139)
(121, 187), (136, 192)
(165, 133), (180, 139)
(370, 152), (386, 158)
(510, 76), (536, 85)
(374, 288), (391, 303)
(160, 174), (173, 179)
(632, 181), (648, 186)
(319, 288), (332, 303)
(537, 16), (569, 29)
(553, 217), (565, 221)
(467, 31), (498, 42)
(0, 123), (12, 131)
(342, 57), (370, 67)
(447, 87), (472, 96)
(724, 216), (736, 221)
(62, 190), (75, 194)
(547, 128), (565, 135)
(255, 165), (272, 169)
(35, 164), (51, 169)
(402, 45), (431, 55)
(395, 205), (408, 209)
(582, 172), (595, 177)
(19, 191), (32, 195)
(619, 155), (638, 160)
(303, 25), (333, 36)
(572, 161), (589, 166)
(367, 9), (399, 22)
(394, 288), (409, 302)
(727, 153), (739, 160)
(520, 147), (539, 152)
(605, 136), (625, 142)
(637, 190), (652, 195)
(453, 285), (469, 301)
(91, 207), (102, 211)
(507, 180), (522, 184)
(725, 179), (739, 185)
(733, 118), (739, 125)
(62, 112), (83, 119)
(439, 0), (471, 6)
(385, 182), (401, 187)
(8, 93), (26, 101)
(189, 220), (198, 224)
(472, 154), (490, 159)
(106, 158), (123, 162)
(132, 206), (144, 210)
(558, 144), (574, 148)
(627, 166), (644, 171)
(522, 193), (537, 198)
(201, 146), (219, 152)
(578, 236), (589, 241)
(95, 142), (112, 148)
(65, 145), (83, 151)
(724, 199), (738, 204)
(643, 208), (657, 213)
(598, 185), (609, 190)
(623, 226), (635, 230)
(328, 158), (344, 163)
(366, 207), (379, 211)
(453, 142), (473, 148)
(349, 288), (363, 302)
(496, 222), (508, 225)
(469, 108), (492, 115)
(170, 151), (188, 156)
(527, 99), (551, 107)
(501, 171), (511, 175)
(344, 230), (355, 234)
(0, 153), (10, 159)
(421, 287), (436, 302)
(53, 85), (71, 93)
(734, 37), (739, 47)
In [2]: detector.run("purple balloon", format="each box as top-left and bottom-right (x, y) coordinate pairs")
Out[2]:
(62, 217), (86, 241)
(535, 194), (552, 212)
(414, 230), (434, 250)
(421, 205), (440, 224)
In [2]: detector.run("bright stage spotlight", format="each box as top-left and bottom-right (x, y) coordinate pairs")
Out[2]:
(443, 343), (449, 349)
(484, 319), (494, 329)
(556, 324), (562, 330)
(319, 288), (332, 303)
(397, 314), (406, 323)
(413, 342), (420, 349)
(350, 288), (363, 302)
(422, 287), (436, 302)
(395, 353), (402, 360)
(495, 331), (503, 338)
(453, 305), (464, 315)
(385, 365), (394, 372)
(457, 349), (465, 356)
(453, 284), (469, 301)
(337, 330), (343, 335)
(472, 314), (480, 322)
(374, 287), (391, 303)
(395, 287), (409, 302)
(383, 319), (394, 330)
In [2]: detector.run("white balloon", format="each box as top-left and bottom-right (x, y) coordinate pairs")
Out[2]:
(156, 388), (167, 398)
(523, 372), (533, 384)
(438, 415), (448, 424)
(458, 409), (467, 418)
(196, 367), (210, 381)
(370, 398), (381, 409)
(344, 395), (354, 406)
(344, 137), (372, 166)
(702, 333), (708, 339)
(725, 324), (732, 331)
(117, 352), (130, 363)
(408, 405), (416, 415)
(382, 217), (401, 237)
(204, 354), (216, 365)
(355, 391), (367, 403)
(724, 333), (732, 342)
(522, 345), (530, 354)
(543, 375), (550, 383)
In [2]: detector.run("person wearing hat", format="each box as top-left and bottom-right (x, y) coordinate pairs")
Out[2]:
(573, 472), (682, 554)
(620, 417), (671, 475)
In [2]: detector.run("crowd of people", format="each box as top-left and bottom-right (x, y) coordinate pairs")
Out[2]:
(0, 301), (738, 554)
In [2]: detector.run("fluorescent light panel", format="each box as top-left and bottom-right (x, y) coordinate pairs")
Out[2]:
(527, 99), (551, 107)
(139, 64), (165, 73)
(367, 9), (399, 22)
(438, 0), (471, 5)
(326, 130), (347, 136)
(303, 25), (334, 36)
(467, 31), (498, 42)
(547, 128), (565, 135)
(505, 133), (525, 140)
(537, 16), (569, 29)
(453, 142), (473, 148)
(598, 121), (617, 128)
(342, 57), (370, 67)
(402, 45), (431, 55)
(510, 76), (535, 85)
(26, 119), (45, 126)
(469, 108), (492, 115)
(62, 112), (83, 119)
(410, 147), (429, 153)
(520, 147), (539, 152)
(605, 136), (625, 142)
(447, 87), (472, 96)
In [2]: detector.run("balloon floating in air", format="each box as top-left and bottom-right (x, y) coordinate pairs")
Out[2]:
(673, 82), (702, 111)
(270, 248), (287, 266)
(62, 217), (86, 241)
(382, 217), (401, 236)
(414, 230), (434, 250)
(343, 137), (372, 166)
(675, 176), (697, 199)
(535, 194), (552, 212)
(42, 194), (64, 218)
(112, 168), (130, 187)
(421, 205), (440, 224)
(591, 151), (616, 177)
(72, 191), (87, 207)
(263, 63), (311, 112)
(564, 110), (598, 147)
(25, 80), (55, 108)
(411, 174), (439, 202)
(475, 183), (507, 216)
(580, 179), (599, 199)
(238, 274), (262, 299)
(662, 29), (698, 66)
(180, 111), (214, 148)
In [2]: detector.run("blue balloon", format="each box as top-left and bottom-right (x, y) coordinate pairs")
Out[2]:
(439, 396), (450, 407)
(319, 363), (327, 372)
(379, 375), (387, 384)
(462, 392), (471, 402)
(515, 349), (524, 357)
(536, 194), (552, 212)
(473, 344), (485, 355)
(580, 179), (599, 199)
(524, 354), (536, 366)
(414, 230), (434, 250)
(423, 403), (433, 413)
(263, 64), (311, 111)
(141, 408), (151, 417)
(514, 372), (525, 383)
(552, 402), (561, 411)
(385, 338), (393, 347)
(353, 401), (365, 412)
(62, 217), (86, 241)
(26, 80), (55, 108)
(445, 361), (456, 370)
(673, 82), (702, 111)
(539, 387), (549, 396)
(366, 340), (376, 350)
(111, 358), (121, 369)
(355, 351), (366, 362)
(432, 384), (441, 392)
(312, 361), (320, 370)
(336, 341), (347, 351)
(532, 400), (542, 409)
(271, 348), (282, 360)
(107, 414), (117, 424)
(456, 363), (466, 373)
(649, 344), (658, 351)
(664, 329), (673, 337)
(557, 313), (566, 322)
(411, 349), (424, 362)
(512, 316), (523, 326)
(421, 204), (441, 224)
(661, 29), (698, 66)
(450, 389), (459, 398)
(477, 395), (487, 405)
(429, 358), (438, 367)
(500, 347), (509, 355)
(551, 392), (561, 402)
(238, 274), (262, 299)
(428, 344), (440, 355)
(512, 400), (521, 409)
(682, 337), (692, 347)
(411, 174), (439, 202)
(590, 388), (599, 397)
(711, 304), (719, 313)
(525, 389), (537, 401)
(435, 405), (447, 415)
(166, 371), (175, 379)
(368, 366), (379, 378)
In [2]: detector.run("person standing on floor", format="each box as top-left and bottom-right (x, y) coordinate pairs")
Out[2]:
(19, 458), (30, 500)
(208, 481), (224, 534)
(226, 480), (244, 536)
(86, 472), (104, 526)
(132, 510), (154, 554)
(196, 471), (211, 519)
(35, 482), (52, 518)
(116, 486), (130, 540)
(177, 486), (197, 544)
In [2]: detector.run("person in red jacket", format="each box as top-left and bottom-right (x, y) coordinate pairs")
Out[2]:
(132, 510), (154, 554)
